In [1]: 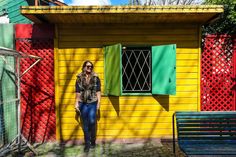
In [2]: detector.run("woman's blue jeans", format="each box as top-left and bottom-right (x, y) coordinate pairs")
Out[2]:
(79, 101), (97, 145)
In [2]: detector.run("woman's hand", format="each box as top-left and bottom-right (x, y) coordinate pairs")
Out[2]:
(97, 102), (100, 110)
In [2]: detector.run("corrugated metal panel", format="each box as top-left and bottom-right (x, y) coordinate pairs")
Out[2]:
(55, 23), (200, 140)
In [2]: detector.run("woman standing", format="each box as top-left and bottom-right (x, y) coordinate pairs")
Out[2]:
(75, 60), (101, 152)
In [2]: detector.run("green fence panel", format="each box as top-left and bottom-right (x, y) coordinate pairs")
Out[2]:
(0, 24), (17, 144)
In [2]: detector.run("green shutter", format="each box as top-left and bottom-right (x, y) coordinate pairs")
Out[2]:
(152, 44), (176, 95)
(104, 44), (121, 96)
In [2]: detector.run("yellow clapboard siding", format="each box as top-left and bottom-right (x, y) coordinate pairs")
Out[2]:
(58, 48), (198, 55)
(61, 108), (196, 118)
(58, 54), (197, 61)
(57, 60), (198, 71)
(59, 72), (198, 86)
(57, 96), (197, 105)
(58, 53), (103, 60)
(62, 135), (172, 139)
(59, 85), (198, 99)
(59, 41), (199, 49)
(59, 28), (197, 35)
(59, 103), (197, 112)
(58, 83), (197, 92)
(176, 48), (198, 54)
(59, 27), (197, 36)
(62, 123), (171, 133)
(59, 67), (198, 81)
(60, 116), (174, 125)
(61, 128), (173, 136)
(58, 48), (103, 54)
(59, 23), (198, 29)
(60, 35), (197, 42)
(61, 123), (171, 130)
(60, 64), (104, 75)
(59, 80), (198, 94)
(56, 22), (200, 140)
(58, 55), (103, 62)
(177, 54), (198, 59)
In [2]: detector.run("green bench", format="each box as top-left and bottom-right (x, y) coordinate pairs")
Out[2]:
(173, 111), (236, 156)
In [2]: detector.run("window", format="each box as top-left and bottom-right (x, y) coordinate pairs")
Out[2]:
(104, 44), (176, 96)
(122, 47), (151, 93)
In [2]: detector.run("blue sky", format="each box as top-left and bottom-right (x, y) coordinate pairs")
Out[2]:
(111, 0), (129, 5)
(63, 0), (129, 5)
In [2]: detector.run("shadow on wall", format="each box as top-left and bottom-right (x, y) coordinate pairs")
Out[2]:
(16, 24), (56, 143)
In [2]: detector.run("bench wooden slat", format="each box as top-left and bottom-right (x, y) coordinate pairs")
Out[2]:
(178, 123), (236, 127)
(173, 111), (236, 156)
(176, 115), (236, 118)
(179, 127), (236, 131)
(179, 132), (236, 136)
(177, 119), (236, 123)
(179, 140), (236, 144)
(176, 111), (236, 115)
(178, 136), (236, 140)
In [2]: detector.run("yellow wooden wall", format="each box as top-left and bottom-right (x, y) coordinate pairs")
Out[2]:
(55, 23), (200, 140)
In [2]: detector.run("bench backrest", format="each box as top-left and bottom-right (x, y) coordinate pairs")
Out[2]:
(174, 111), (236, 155)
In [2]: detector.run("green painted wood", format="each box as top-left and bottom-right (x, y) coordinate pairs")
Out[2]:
(104, 43), (121, 96)
(0, 0), (31, 23)
(152, 44), (176, 95)
(0, 24), (14, 48)
(0, 24), (17, 144)
(0, 0), (8, 15)
(8, 0), (31, 23)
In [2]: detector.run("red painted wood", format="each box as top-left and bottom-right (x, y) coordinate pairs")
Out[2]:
(15, 24), (55, 143)
(201, 35), (235, 111)
(233, 35), (236, 110)
(15, 24), (54, 39)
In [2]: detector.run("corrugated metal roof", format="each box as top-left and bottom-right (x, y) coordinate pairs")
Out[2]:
(21, 5), (224, 24)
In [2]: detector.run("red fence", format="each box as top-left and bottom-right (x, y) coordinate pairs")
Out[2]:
(15, 24), (55, 143)
(201, 35), (236, 111)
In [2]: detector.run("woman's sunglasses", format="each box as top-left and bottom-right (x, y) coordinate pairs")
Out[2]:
(86, 65), (93, 69)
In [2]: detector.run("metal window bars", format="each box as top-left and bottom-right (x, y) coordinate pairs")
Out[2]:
(122, 47), (151, 93)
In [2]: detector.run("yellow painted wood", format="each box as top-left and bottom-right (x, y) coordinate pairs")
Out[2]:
(55, 22), (201, 141)
(61, 116), (174, 124)
(59, 41), (199, 49)
(21, 6), (224, 28)
(22, 5), (224, 12)
(61, 128), (174, 136)
(62, 134), (173, 139)
(54, 25), (61, 140)
(60, 35), (198, 42)
(198, 26), (202, 111)
(59, 79), (198, 93)
(59, 103), (197, 112)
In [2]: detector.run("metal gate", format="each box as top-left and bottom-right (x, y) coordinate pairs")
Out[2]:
(201, 35), (236, 111)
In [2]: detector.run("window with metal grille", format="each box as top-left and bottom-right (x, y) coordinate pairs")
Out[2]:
(122, 47), (151, 93)
(104, 43), (176, 96)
